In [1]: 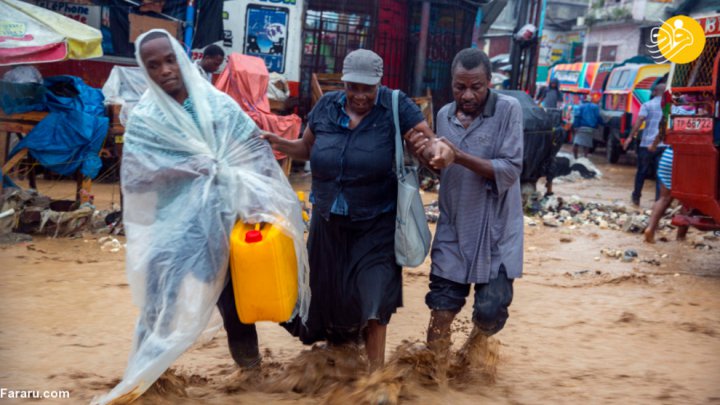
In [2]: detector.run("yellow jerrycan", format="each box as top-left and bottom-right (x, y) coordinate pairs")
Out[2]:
(229, 222), (298, 323)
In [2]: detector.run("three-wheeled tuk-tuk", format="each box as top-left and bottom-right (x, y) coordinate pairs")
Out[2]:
(599, 63), (670, 163)
(549, 62), (613, 133)
(665, 15), (720, 230)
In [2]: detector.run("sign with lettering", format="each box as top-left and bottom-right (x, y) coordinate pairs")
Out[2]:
(244, 4), (288, 73)
(673, 117), (713, 132)
(217, 0), (304, 84)
(555, 70), (580, 85)
(697, 15), (719, 37)
(0, 21), (28, 38)
(32, 1), (101, 28)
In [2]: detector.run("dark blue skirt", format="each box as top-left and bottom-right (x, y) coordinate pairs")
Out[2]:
(283, 211), (402, 345)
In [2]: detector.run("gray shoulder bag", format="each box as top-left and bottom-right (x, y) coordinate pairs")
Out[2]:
(392, 90), (432, 267)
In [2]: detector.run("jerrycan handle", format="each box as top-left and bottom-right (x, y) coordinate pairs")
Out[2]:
(245, 223), (263, 243)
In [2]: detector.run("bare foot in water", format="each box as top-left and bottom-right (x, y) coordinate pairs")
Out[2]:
(644, 229), (655, 244)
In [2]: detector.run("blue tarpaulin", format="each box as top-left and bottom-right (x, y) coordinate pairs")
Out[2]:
(7, 76), (109, 179)
(0, 82), (47, 115)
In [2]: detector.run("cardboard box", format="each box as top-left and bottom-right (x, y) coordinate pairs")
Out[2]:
(129, 13), (182, 43)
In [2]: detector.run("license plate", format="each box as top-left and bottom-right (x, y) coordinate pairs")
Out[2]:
(673, 117), (712, 132)
(114, 135), (124, 144)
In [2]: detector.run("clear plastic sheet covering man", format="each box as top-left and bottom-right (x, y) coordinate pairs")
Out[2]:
(101, 66), (148, 126)
(93, 29), (310, 404)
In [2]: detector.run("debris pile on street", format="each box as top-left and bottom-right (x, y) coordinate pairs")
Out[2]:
(688, 233), (718, 250)
(524, 193), (666, 234)
(419, 169), (440, 192)
(0, 188), (122, 244)
(599, 248), (639, 262)
(422, 193), (718, 253)
(551, 153), (603, 183)
(425, 200), (439, 223)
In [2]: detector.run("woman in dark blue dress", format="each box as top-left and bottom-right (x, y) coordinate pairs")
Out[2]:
(263, 49), (452, 369)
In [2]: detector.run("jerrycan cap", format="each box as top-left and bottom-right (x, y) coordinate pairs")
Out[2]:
(245, 223), (263, 243)
(245, 230), (263, 243)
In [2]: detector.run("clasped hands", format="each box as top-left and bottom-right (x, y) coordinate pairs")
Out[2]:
(622, 135), (634, 151)
(404, 130), (456, 170)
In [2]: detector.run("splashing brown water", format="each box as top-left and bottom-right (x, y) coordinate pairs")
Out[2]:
(104, 369), (191, 405)
(323, 367), (404, 405)
(128, 336), (501, 404)
(450, 330), (500, 385)
(141, 369), (190, 401)
(320, 336), (501, 404)
(264, 343), (369, 395)
(190, 343), (372, 398)
(4, 170), (719, 404)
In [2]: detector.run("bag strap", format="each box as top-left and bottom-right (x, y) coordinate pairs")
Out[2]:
(392, 89), (403, 179)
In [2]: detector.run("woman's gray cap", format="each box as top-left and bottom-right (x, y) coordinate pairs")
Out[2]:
(341, 49), (383, 86)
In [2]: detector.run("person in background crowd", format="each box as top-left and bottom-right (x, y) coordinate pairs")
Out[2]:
(571, 94), (601, 159)
(536, 78), (561, 109)
(194, 44), (225, 82)
(644, 98), (692, 243)
(624, 82), (666, 206)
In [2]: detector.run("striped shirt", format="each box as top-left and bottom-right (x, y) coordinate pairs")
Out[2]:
(657, 148), (673, 190)
(656, 105), (693, 189)
(432, 91), (524, 284)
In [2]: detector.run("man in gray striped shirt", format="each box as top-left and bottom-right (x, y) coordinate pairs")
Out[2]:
(409, 48), (523, 356)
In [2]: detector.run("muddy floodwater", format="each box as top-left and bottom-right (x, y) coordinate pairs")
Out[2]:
(1, 151), (719, 404)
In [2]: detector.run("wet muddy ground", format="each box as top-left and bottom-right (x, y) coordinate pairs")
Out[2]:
(1, 150), (719, 404)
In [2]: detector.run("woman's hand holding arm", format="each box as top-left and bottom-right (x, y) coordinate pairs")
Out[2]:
(260, 126), (316, 161)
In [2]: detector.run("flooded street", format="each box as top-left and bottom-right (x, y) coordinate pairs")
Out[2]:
(1, 149), (719, 404)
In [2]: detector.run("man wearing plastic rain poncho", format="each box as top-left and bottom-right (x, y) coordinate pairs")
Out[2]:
(94, 30), (309, 404)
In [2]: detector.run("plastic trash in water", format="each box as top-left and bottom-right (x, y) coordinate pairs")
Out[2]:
(99, 236), (123, 253)
(0, 208), (15, 219)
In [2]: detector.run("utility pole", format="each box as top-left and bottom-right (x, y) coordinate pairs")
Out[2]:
(508, 0), (544, 93)
(184, 0), (196, 55)
(471, 1), (510, 50)
(527, 0), (547, 97)
(412, 1), (431, 96)
(508, 0), (530, 90)
(471, 7), (484, 48)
